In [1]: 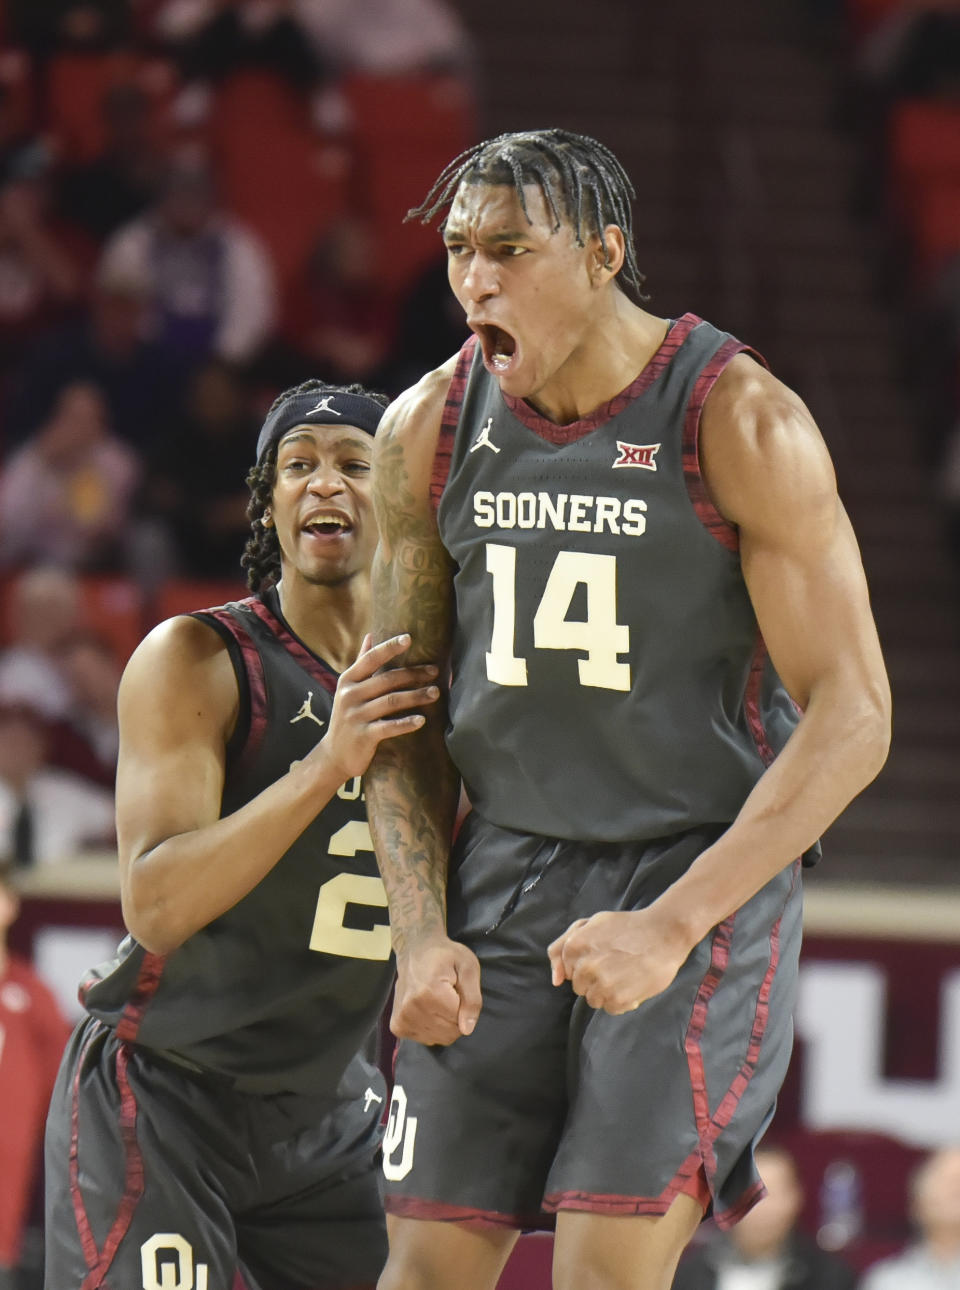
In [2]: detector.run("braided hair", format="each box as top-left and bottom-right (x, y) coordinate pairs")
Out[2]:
(407, 128), (649, 302)
(241, 379), (389, 592)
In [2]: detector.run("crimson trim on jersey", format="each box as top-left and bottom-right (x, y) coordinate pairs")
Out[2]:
(745, 633), (777, 767)
(247, 595), (339, 694)
(71, 1033), (146, 1288)
(115, 950), (167, 1043)
(681, 335), (768, 553)
(431, 314), (710, 505)
(431, 337), (477, 513)
(201, 603), (270, 772)
(682, 860), (799, 1228)
(500, 312), (703, 445)
(384, 1195), (549, 1230)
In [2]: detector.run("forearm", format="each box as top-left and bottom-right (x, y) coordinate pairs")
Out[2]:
(366, 363), (462, 951)
(122, 748), (346, 954)
(653, 683), (890, 946)
(365, 707), (460, 952)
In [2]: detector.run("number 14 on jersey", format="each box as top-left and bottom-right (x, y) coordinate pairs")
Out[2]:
(485, 542), (631, 692)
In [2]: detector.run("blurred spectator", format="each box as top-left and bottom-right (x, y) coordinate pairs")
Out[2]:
(0, 861), (71, 1290)
(0, 381), (141, 571)
(56, 80), (165, 242)
(672, 1145), (858, 1290)
(141, 357), (259, 577)
(295, 0), (473, 78)
(0, 564), (82, 723)
(298, 0), (475, 136)
(3, 262), (185, 452)
(858, 1147), (960, 1290)
(145, 0), (472, 129)
(96, 149), (277, 373)
(158, 0), (329, 93)
(0, 701), (115, 867)
(0, 149), (93, 386)
(0, 570), (120, 788)
(146, 0), (472, 78)
(51, 632), (121, 789)
(273, 214), (396, 391)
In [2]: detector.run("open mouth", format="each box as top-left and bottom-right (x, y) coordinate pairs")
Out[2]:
(476, 324), (518, 374)
(302, 515), (352, 539)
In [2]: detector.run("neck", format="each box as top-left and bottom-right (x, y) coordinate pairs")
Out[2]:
(525, 298), (669, 425)
(925, 1231), (960, 1261)
(274, 574), (371, 673)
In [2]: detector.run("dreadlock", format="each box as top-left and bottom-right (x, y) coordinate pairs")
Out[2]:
(241, 379), (389, 593)
(407, 128), (649, 302)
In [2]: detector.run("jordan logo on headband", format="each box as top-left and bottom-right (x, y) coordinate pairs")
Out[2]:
(307, 396), (341, 417)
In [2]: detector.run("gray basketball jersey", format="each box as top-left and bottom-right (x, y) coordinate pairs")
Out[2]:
(80, 589), (393, 1094)
(435, 313), (805, 845)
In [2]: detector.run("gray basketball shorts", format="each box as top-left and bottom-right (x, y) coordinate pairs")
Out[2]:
(44, 1017), (388, 1290)
(383, 813), (802, 1230)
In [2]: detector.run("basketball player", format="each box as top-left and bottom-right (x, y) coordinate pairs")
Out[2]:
(362, 130), (892, 1290)
(44, 380), (440, 1290)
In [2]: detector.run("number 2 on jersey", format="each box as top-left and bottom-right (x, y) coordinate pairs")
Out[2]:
(485, 543), (631, 691)
(309, 819), (390, 960)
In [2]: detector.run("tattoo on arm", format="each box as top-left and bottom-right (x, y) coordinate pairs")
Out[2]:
(366, 409), (459, 950)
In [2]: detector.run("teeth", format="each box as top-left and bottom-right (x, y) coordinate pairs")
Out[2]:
(305, 516), (348, 531)
(492, 352), (511, 371)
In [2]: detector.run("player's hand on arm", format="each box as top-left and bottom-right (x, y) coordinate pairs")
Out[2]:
(647, 357), (891, 949)
(117, 619), (436, 957)
(315, 631), (439, 783)
(363, 360), (482, 1045)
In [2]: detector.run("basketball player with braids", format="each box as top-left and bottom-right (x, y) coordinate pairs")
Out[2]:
(363, 129), (891, 1290)
(44, 380), (440, 1290)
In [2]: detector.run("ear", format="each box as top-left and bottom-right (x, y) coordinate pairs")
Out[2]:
(592, 225), (626, 283)
(261, 508), (273, 528)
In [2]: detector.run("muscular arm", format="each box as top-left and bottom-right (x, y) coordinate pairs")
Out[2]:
(551, 356), (891, 1011)
(365, 362), (481, 1043)
(659, 356), (890, 936)
(118, 616), (436, 955)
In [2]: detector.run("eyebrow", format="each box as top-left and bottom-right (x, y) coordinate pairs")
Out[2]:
(277, 430), (372, 454)
(277, 431), (315, 449)
(443, 226), (534, 245)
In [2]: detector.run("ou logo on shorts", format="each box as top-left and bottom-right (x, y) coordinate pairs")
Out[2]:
(383, 1084), (418, 1181)
(141, 1233), (209, 1290)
